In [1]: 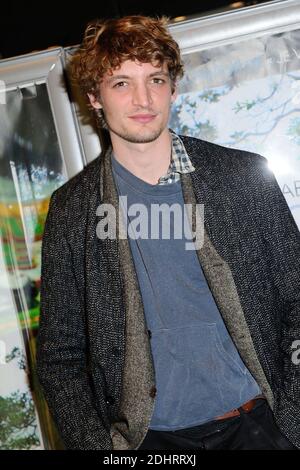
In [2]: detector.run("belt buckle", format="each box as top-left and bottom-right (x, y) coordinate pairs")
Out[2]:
(241, 398), (255, 413)
(215, 395), (264, 421)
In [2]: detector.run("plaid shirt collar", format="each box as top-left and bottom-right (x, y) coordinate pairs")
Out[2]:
(157, 130), (195, 185)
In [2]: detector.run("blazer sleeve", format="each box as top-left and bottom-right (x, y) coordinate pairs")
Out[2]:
(36, 191), (113, 450)
(256, 156), (300, 430)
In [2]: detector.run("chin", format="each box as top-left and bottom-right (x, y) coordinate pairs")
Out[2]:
(110, 124), (165, 144)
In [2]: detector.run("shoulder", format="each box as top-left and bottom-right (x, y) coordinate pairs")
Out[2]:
(50, 155), (101, 213)
(179, 134), (273, 189)
(179, 134), (267, 170)
(180, 135), (282, 206)
(44, 155), (102, 240)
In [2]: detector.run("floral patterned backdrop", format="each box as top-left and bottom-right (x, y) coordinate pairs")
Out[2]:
(170, 28), (300, 228)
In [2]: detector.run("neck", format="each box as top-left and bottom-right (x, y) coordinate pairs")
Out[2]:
(110, 128), (172, 185)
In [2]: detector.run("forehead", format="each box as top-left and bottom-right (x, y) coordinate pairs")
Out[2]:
(104, 60), (169, 79)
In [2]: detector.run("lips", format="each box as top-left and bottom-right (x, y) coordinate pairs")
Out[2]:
(129, 114), (156, 123)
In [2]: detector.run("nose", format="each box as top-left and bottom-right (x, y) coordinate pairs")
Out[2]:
(132, 83), (152, 108)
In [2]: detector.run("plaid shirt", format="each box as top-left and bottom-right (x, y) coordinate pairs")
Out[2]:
(157, 130), (195, 185)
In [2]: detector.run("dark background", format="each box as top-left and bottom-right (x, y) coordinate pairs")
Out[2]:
(0, 0), (275, 59)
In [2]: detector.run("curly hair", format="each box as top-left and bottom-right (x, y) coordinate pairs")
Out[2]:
(70, 15), (184, 127)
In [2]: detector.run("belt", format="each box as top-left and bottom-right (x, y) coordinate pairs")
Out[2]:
(215, 395), (265, 421)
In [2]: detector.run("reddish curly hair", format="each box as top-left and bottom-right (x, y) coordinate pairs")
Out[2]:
(70, 15), (184, 99)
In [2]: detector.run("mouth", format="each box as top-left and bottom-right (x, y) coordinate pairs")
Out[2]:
(128, 114), (156, 124)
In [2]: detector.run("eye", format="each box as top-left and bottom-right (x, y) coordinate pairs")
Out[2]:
(151, 78), (165, 84)
(113, 81), (128, 88)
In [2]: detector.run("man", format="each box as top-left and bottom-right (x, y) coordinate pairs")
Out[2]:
(36, 15), (300, 450)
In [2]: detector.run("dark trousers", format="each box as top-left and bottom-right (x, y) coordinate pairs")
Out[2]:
(138, 399), (297, 450)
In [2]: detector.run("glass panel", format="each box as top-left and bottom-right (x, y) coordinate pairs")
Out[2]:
(170, 28), (300, 228)
(0, 83), (66, 449)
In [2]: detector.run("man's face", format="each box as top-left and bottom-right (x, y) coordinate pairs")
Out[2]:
(88, 60), (177, 144)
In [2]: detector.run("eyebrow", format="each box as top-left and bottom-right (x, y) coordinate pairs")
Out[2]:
(107, 71), (170, 83)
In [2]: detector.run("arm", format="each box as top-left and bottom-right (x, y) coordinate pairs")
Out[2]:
(256, 156), (300, 443)
(36, 191), (113, 450)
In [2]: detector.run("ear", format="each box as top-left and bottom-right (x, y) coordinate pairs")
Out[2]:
(171, 82), (178, 103)
(87, 93), (103, 110)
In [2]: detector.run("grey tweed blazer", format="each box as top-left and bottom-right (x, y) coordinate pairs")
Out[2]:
(36, 135), (300, 449)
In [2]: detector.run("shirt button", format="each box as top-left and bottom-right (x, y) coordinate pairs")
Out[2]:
(149, 386), (157, 398)
(106, 395), (115, 405)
